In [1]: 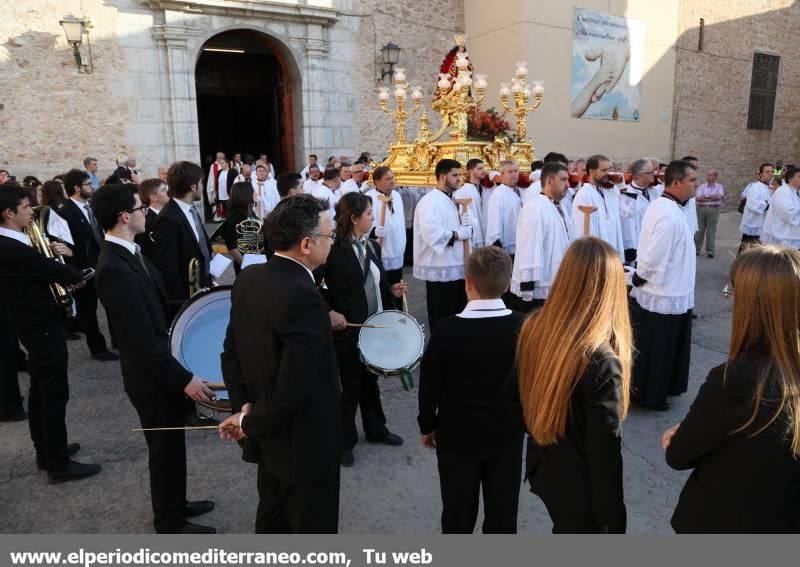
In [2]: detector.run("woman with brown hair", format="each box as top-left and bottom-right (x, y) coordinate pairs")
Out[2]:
(664, 245), (800, 533)
(518, 237), (632, 533)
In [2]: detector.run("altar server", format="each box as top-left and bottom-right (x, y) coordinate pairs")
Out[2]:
(413, 159), (471, 330)
(630, 160), (697, 411)
(480, 171), (500, 228)
(761, 166), (800, 249)
(312, 167), (342, 223)
(511, 162), (573, 312)
(339, 162), (367, 195)
(485, 160), (522, 257)
(571, 154), (625, 260)
(366, 166), (406, 300)
(453, 159), (485, 248)
(620, 158), (657, 263)
(252, 164), (279, 220)
(740, 163), (775, 251)
(522, 152), (569, 206)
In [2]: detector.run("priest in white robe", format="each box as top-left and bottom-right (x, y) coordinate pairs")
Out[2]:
(571, 154), (625, 260)
(413, 159), (471, 330)
(620, 158), (658, 263)
(366, 166), (406, 307)
(761, 166), (800, 249)
(453, 159), (485, 248)
(630, 160), (697, 411)
(511, 162), (573, 312)
(311, 167), (341, 225)
(739, 163), (775, 251)
(485, 160), (522, 257)
(339, 162), (368, 195)
(252, 164), (280, 220)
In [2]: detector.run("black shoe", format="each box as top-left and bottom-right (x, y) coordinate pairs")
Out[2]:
(368, 432), (404, 446)
(66, 332), (81, 341)
(47, 460), (101, 484)
(37, 443), (80, 469)
(0, 407), (27, 422)
(184, 413), (220, 427)
(178, 521), (216, 534)
(184, 500), (215, 518)
(341, 449), (354, 468)
(707, 253), (714, 258)
(652, 402), (671, 412)
(92, 351), (119, 361)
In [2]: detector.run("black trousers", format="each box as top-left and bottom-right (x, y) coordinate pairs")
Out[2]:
(631, 301), (692, 409)
(0, 307), (23, 418)
(15, 320), (69, 470)
(383, 267), (404, 310)
(73, 284), (109, 355)
(255, 464), (340, 534)
(334, 331), (389, 450)
(436, 448), (522, 534)
(425, 280), (467, 331)
(128, 390), (187, 533)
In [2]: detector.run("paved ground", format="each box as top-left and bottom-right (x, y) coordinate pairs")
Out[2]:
(0, 211), (740, 534)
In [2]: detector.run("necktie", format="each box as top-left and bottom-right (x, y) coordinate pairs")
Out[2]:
(133, 245), (152, 281)
(189, 206), (211, 267)
(85, 204), (103, 241)
(355, 240), (379, 317)
(513, 186), (521, 199)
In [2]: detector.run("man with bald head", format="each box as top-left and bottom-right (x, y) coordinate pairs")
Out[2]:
(694, 169), (725, 257)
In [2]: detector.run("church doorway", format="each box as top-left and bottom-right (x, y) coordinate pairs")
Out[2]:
(195, 29), (297, 219)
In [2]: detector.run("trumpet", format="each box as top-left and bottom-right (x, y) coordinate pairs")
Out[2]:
(188, 257), (202, 297)
(236, 218), (264, 254)
(26, 207), (74, 316)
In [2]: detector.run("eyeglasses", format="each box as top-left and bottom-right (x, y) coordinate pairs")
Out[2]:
(119, 204), (149, 217)
(312, 231), (336, 241)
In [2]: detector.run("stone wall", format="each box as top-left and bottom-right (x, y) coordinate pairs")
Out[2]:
(350, 0), (465, 161)
(672, 0), (800, 204)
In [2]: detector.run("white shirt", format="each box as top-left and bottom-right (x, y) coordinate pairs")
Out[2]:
(740, 181), (771, 236)
(300, 164), (310, 180)
(352, 240), (383, 313)
(480, 185), (495, 230)
(339, 178), (364, 195)
(303, 178), (321, 194)
(413, 188), (465, 282)
(456, 298), (511, 319)
(174, 198), (200, 242)
(620, 184), (651, 251)
(311, 183), (340, 224)
(630, 196), (696, 315)
(512, 194), (573, 300)
(150, 207), (162, 215)
(70, 197), (92, 223)
(273, 253), (315, 283)
(105, 234), (137, 255)
(571, 183), (625, 260)
(0, 226), (29, 245)
(683, 197), (699, 233)
(366, 188), (406, 270)
(252, 179), (280, 219)
(522, 180), (542, 206)
(452, 183), (484, 247)
(761, 184), (800, 248)
(217, 170), (231, 201)
(560, 187), (575, 218)
(485, 184), (522, 254)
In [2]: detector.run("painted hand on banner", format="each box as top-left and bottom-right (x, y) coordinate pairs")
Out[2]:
(585, 42), (630, 101)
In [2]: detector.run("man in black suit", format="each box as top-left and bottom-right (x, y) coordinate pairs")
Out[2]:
(151, 161), (213, 316)
(219, 194), (342, 533)
(0, 184), (101, 483)
(134, 178), (169, 261)
(93, 184), (216, 534)
(59, 168), (118, 361)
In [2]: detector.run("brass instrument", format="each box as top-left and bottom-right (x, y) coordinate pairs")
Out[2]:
(235, 218), (264, 254)
(26, 207), (74, 316)
(188, 257), (202, 297)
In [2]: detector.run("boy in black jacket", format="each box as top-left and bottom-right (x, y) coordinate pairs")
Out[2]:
(418, 246), (525, 533)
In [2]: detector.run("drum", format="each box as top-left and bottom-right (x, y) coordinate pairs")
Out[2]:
(358, 310), (425, 377)
(169, 286), (232, 414)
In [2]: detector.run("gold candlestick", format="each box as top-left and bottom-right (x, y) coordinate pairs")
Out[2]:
(378, 68), (422, 145)
(499, 62), (544, 142)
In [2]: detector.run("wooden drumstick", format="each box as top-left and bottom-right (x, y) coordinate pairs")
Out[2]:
(132, 425), (230, 432)
(345, 323), (389, 329)
(577, 205), (597, 237)
(400, 278), (409, 313)
(376, 194), (392, 247)
(455, 198), (473, 267)
(202, 381), (227, 390)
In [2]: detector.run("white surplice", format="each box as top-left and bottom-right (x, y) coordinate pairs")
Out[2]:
(413, 188), (465, 282)
(453, 182), (485, 247)
(571, 183), (625, 260)
(366, 188), (407, 270)
(311, 182), (340, 223)
(761, 184), (800, 248)
(620, 184), (652, 251)
(522, 180), (542, 206)
(511, 194), (573, 300)
(252, 179), (280, 219)
(485, 183), (522, 254)
(339, 178), (365, 195)
(630, 196), (696, 315)
(740, 181), (772, 237)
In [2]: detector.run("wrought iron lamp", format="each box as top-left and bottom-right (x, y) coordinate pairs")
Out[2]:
(59, 15), (93, 73)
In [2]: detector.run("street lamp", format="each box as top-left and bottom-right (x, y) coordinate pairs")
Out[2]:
(379, 42), (401, 82)
(59, 15), (93, 73)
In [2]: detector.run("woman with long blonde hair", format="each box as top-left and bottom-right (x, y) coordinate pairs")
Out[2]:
(519, 237), (632, 533)
(664, 245), (800, 533)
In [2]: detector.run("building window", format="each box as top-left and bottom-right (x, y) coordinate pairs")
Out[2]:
(747, 52), (780, 131)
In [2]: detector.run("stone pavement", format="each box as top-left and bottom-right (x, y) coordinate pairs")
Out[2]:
(0, 211), (741, 534)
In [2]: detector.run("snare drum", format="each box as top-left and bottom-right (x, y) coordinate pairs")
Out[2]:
(169, 286), (232, 413)
(358, 310), (425, 377)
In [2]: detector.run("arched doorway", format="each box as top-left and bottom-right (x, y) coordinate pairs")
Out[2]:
(195, 29), (297, 218)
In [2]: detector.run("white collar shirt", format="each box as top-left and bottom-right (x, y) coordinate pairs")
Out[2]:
(273, 253), (315, 283)
(71, 197), (92, 223)
(105, 234), (137, 255)
(456, 298), (511, 319)
(0, 226), (29, 245)
(174, 198), (200, 242)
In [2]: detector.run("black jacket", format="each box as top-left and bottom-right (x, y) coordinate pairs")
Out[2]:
(95, 240), (192, 396)
(667, 353), (800, 533)
(221, 255), (342, 484)
(319, 238), (394, 325)
(525, 347), (627, 533)
(133, 209), (158, 261)
(58, 199), (102, 269)
(151, 199), (212, 311)
(0, 234), (83, 324)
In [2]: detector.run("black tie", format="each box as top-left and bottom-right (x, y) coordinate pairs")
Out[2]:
(134, 245), (152, 281)
(189, 206), (211, 267)
(85, 204), (103, 241)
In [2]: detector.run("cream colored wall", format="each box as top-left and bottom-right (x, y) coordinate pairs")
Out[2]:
(465, 0), (679, 164)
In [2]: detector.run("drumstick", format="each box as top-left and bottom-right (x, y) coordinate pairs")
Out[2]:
(455, 198), (472, 268)
(132, 425), (234, 432)
(202, 381), (227, 390)
(377, 194), (391, 248)
(346, 323), (389, 329)
(400, 278), (409, 313)
(577, 205), (597, 237)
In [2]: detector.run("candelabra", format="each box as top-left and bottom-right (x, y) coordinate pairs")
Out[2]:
(378, 68), (422, 145)
(499, 62), (544, 141)
(431, 50), (488, 142)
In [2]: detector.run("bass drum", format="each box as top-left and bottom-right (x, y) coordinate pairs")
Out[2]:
(169, 286), (232, 414)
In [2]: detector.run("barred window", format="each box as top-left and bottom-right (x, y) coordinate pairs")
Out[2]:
(747, 52), (780, 131)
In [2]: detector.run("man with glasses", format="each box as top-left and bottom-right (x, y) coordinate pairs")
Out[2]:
(94, 184), (216, 534)
(620, 158), (658, 263)
(219, 194), (342, 533)
(59, 169), (118, 361)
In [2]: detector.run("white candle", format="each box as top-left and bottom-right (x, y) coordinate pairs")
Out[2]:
(532, 81), (544, 96)
(378, 87), (390, 101)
